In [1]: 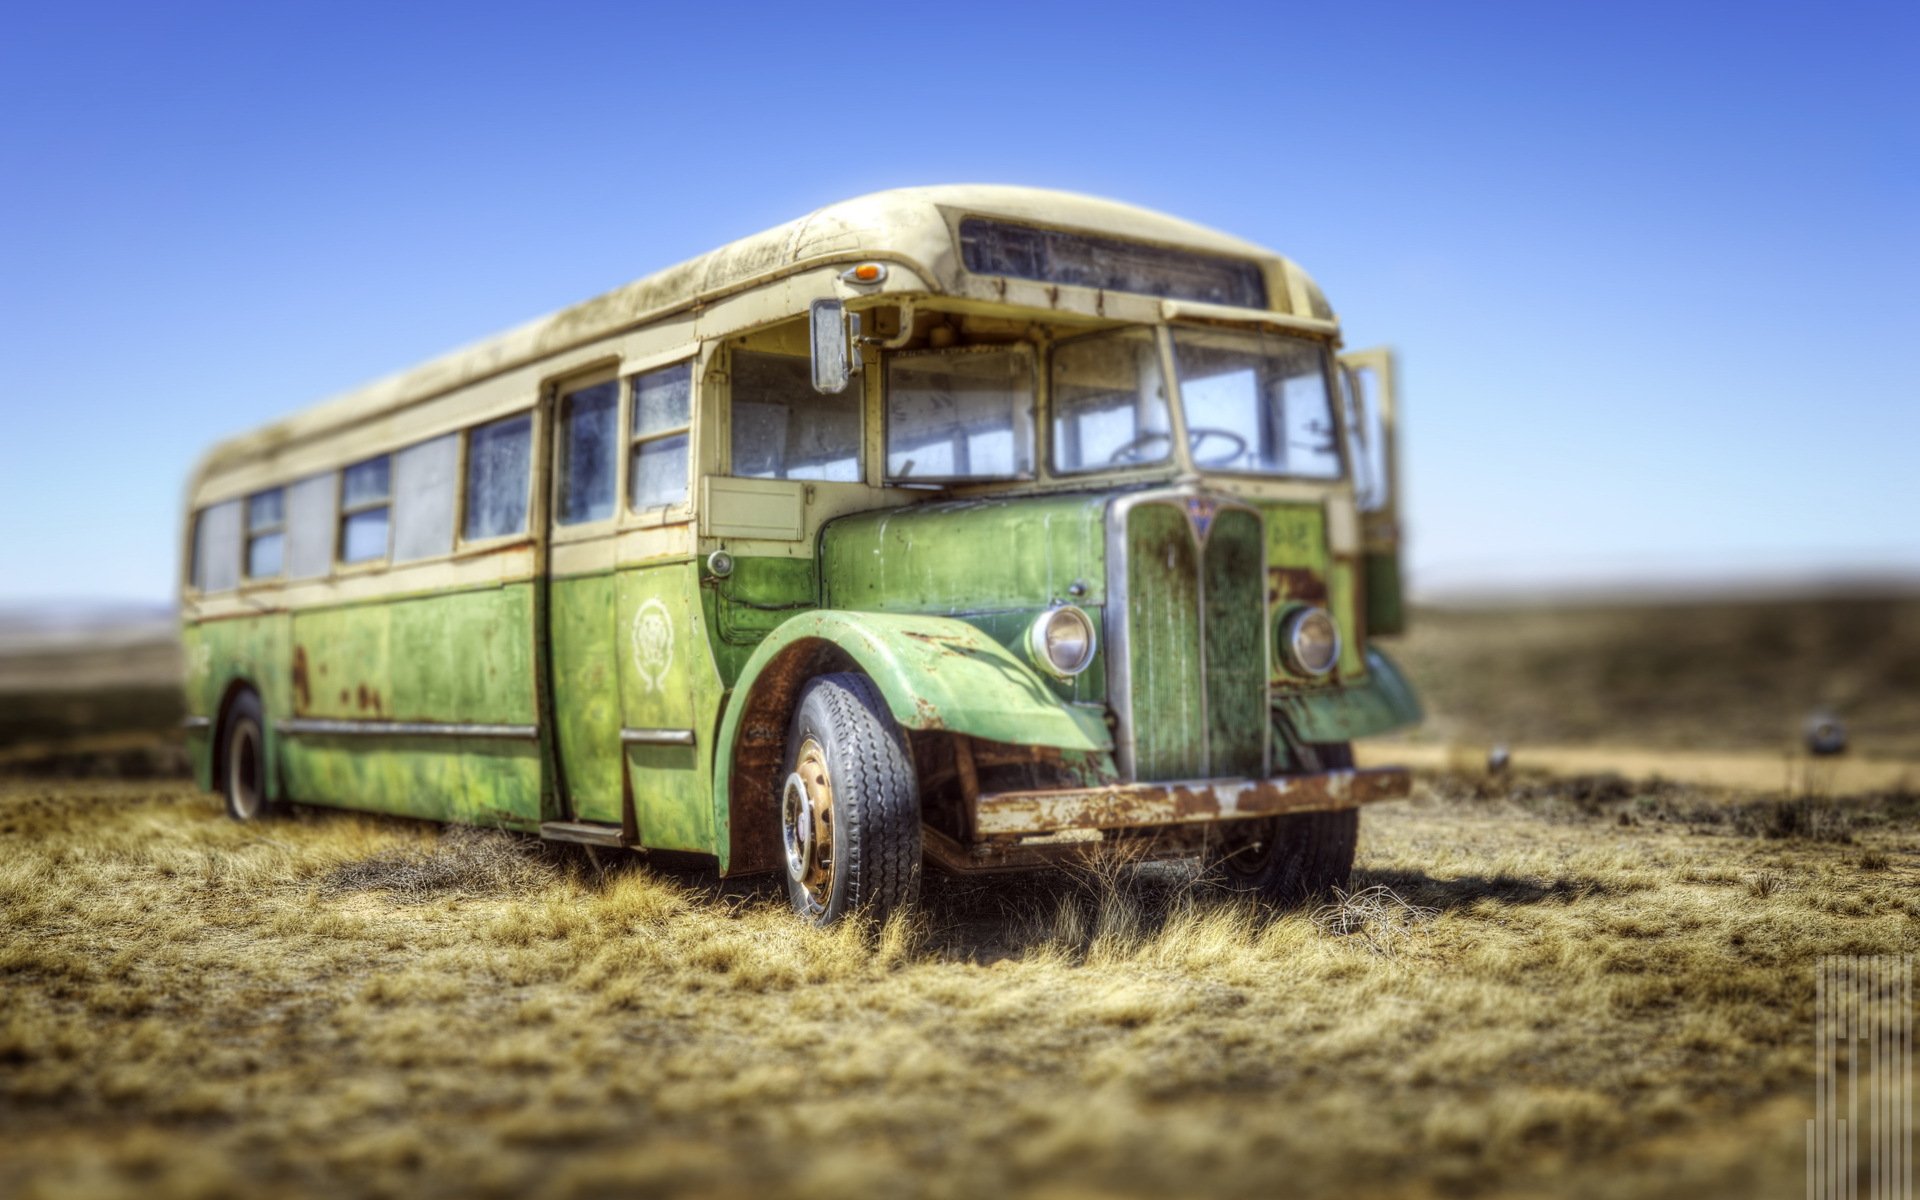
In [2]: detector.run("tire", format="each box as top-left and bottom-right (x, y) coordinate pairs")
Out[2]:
(221, 690), (275, 822)
(779, 673), (921, 925)
(1208, 742), (1358, 906)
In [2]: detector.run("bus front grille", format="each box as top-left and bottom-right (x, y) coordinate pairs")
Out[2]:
(1113, 498), (1267, 782)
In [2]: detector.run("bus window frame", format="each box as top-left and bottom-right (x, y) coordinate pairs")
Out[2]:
(453, 407), (540, 554)
(547, 363), (623, 542)
(240, 487), (287, 584)
(624, 354), (697, 527)
(335, 454), (394, 572)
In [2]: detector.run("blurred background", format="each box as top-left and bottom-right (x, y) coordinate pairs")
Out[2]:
(2, 0), (1915, 771)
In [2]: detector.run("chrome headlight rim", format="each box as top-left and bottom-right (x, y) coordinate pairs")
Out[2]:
(1277, 604), (1341, 678)
(1028, 604), (1097, 679)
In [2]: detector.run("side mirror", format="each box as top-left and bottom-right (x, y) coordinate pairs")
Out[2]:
(810, 299), (852, 394)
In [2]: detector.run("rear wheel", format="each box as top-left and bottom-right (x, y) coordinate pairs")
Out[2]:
(780, 673), (921, 925)
(1208, 742), (1358, 905)
(221, 690), (274, 822)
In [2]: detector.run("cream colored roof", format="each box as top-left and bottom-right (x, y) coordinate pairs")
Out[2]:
(193, 185), (1303, 486)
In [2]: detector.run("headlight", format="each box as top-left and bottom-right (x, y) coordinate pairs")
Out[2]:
(1029, 605), (1097, 678)
(1277, 605), (1341, 677)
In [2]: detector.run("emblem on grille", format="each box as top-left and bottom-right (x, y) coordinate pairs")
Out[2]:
(1185, 496), (1219, 542)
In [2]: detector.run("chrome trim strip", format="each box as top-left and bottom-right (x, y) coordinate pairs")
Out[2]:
(181, 715), (212, 730)
(277, 718), (537, 739)
(620, 728), (695, 746)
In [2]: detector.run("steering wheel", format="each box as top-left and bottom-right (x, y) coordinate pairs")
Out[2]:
(1185, 426), (1249, 467)
(1106, 429), (1173, 465)
(1105, 426), (1250, 467)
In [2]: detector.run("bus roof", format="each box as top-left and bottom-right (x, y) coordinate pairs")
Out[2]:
(193, 185), (1318, 488)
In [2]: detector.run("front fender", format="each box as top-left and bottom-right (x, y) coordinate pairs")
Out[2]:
(711, 610), (1111, 873)
(1273, 646), (1424, 744)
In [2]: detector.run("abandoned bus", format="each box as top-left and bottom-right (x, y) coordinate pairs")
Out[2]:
(180, 186), (1422, 923)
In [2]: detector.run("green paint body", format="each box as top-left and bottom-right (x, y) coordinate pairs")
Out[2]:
(184, 487), (1417, 867)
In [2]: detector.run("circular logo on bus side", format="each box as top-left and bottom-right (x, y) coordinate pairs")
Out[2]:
(630, 598), (674, 693)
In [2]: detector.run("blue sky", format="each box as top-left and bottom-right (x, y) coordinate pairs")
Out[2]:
(2, 0), (1914, 605)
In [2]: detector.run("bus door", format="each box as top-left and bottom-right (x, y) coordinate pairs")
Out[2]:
(612, 356), (716, 853)
(544, 370), (627, 827)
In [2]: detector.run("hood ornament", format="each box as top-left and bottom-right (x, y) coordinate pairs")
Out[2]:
(1185, 495), (1220, 542)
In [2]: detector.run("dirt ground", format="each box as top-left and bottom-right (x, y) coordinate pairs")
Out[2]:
(3, 772), (1913, 1200)
(2, 592), (1915, 1197)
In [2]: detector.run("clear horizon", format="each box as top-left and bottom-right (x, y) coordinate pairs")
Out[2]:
(3, 1), (1915, 606)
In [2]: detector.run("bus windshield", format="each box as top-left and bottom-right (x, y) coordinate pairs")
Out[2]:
(1172, 328), (1343, 479)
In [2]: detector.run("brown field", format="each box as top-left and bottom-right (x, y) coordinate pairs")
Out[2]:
(3, 774), (1915, 1198)
(2, 592), (1917, 1198)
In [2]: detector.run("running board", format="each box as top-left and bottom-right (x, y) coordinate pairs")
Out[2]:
(538, 821), (626, 848)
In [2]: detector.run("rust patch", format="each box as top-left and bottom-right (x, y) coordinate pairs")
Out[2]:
(910, 696), (947, 730)
(290, 646), (311, 713)
(1268, 567), (1329, 605)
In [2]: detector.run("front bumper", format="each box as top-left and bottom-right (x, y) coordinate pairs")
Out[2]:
(973, 766), (1412, 839)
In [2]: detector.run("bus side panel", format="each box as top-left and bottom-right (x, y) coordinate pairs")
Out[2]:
(188, 612), (292, 796)
(548, 572), (624, 824)
(617, 561), (721, 854)
(280, 587), (543, 829)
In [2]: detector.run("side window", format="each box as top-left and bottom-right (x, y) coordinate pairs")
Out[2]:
(731, 351), (861, 482)
(392, 434), (458, 562)
(556, 379), (619, 524)
(190, 500), (242, 593)
(284, 472), (338, 580)
(629, 362), (692, 511)
(244, 488), (285, 579)
(463, 413), (532, 540)
(339, 455), (392, 564)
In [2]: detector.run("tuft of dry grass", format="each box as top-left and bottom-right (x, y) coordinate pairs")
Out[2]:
(1309, 884), (1436, 957)
(320, 824), (562, 902)
(1, 772), (1914, 1199)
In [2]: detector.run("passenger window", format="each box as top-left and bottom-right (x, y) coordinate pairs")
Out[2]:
(190, 500), (242, 593)
(886, 346), (1035, 481)
(557, 380), (619, 524)
(1051, 330), (1172, 474)
(731, 351), (861, 482)
(629, 362), (692, 511)
(392, 434), (458, 562)
(244, 488), (285, 579)
(339, 455), (392, 564)
(284, 472), (337, 580)
(463, 413), (532, 540)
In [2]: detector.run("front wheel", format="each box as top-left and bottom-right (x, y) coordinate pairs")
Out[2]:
(1208, 742), (1358, 905)
(780, 673), (922, 925)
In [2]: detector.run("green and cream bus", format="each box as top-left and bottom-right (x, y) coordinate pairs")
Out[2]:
(181, 186), (1422, 923)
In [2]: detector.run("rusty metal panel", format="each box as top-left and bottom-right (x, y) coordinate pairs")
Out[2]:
(1126, 502), (1204, 779)
(1203, 507), (1266, 776)
(549, 572), (621, 823)
(973, 767), (1411, 838)
(1261, 502), (1367, 685)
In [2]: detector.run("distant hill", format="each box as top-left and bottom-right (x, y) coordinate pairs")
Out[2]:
(1384, 589), (1920, 760)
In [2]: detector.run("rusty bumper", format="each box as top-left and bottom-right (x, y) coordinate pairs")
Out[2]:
(973, 766), (1412, 839)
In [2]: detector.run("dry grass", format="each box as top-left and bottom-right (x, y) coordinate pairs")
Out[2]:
(3, 773), (1914, 1199)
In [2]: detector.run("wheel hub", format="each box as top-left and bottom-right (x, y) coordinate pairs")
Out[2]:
(780, 737), (835, 905)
